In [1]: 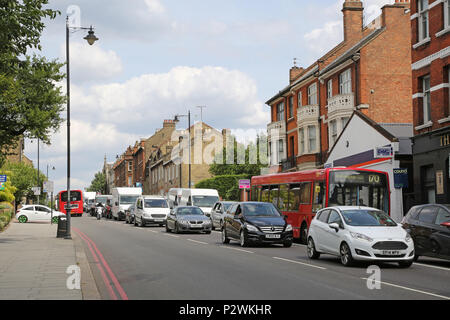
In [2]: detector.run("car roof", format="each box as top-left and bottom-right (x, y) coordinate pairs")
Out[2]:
(323, 206), (381, 211)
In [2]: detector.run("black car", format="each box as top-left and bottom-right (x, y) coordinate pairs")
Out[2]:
(222, 202), (293, 248)
(402, 204), (450, 261)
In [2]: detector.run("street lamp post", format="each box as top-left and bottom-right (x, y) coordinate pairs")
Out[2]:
(65, 17), (99, 239)
(174, 111), (191, 188)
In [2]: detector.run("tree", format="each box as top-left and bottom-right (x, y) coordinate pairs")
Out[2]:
(0, 1), (65, 163)
(209, 134), (268, 176)
(1, 161), (46, 203)
(87, 172), (106, 194)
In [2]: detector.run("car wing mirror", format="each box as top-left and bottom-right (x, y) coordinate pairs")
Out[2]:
(329, 223), (340, 232)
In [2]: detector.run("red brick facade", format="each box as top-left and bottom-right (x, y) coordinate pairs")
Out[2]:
(267, 0), (412, 172)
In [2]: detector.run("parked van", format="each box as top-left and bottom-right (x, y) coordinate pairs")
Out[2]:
(180, 189), (220, 217)
(112, 188), (142, 221)
(167, 188), (186, 209)
(84, 192), (96, 213)
(134, 195), (170, 227)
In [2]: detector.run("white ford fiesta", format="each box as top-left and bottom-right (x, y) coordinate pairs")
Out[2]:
(307, 207), (415, 268)
(16, 205), (65, 224)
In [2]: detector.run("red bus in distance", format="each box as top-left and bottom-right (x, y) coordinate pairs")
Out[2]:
(57, 190), (84, 217)
(251, 168), (390, 244)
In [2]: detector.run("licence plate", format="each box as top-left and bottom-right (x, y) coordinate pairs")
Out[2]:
(191, 225), (202, 228)
(382, 250), (401, 256)
(154, 219), (164, 223)
(265, 234), (281, 239)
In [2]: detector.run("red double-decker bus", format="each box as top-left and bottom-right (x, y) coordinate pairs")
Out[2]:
(57, 190), (84, 217)
(251, 168), (390, 243)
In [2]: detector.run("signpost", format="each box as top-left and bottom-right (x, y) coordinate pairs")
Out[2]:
(0, 175), (6, 191)
(43, 181), (55, 224)
(239, 180), (251, 202)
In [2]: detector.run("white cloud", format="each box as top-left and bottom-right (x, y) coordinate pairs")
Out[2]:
(62, 42), (123, 83)
(304, 20), (342, 56)
(70, 66), (269, 130)
(144, 0), (165, 15)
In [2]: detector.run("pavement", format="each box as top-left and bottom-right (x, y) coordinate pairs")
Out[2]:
(0, 219), (100, 300)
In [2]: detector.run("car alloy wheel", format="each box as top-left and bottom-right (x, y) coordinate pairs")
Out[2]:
(222, 227), (230, 244)
(18, 215), (28, 223)
(340, 243), (354, 267)
(307, 238), (320, 259)
(240, 231), (248, 247)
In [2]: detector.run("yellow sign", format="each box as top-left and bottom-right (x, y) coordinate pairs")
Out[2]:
(436, 171), (444, 195)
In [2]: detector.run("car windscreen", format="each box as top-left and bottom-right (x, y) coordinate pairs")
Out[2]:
(341, 210), (397, 227)
(243, 203), (281, 217)
(61, 191), (82, 202)
(95, 197), (110, 204)
(145, 199), (168, 208)
(177, 207), (204, 216)
(192, 196), (219, 208)
(120, 196), (139, 204)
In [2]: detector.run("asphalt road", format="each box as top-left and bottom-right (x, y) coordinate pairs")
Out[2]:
(72, 214), (450, 300)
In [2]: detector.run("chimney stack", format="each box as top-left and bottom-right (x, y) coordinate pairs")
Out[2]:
(342, 0), (364, 43)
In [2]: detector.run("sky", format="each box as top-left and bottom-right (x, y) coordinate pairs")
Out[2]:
(24, 0), (395, 194)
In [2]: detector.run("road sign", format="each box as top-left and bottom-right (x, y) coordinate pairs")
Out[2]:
(239, 179), (251, 189)
(0, 175), (7, 183)
(43, 181), (54, 193)
(32, 187), (41, 196)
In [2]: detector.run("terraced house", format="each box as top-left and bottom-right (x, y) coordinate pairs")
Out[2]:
(266, 0), (412, 173)
(410, 0), (450, 204)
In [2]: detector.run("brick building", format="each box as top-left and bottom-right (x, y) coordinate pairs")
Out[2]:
(132, 140), (146, 188)
(3, 137), (33, 166)
(266, 0), (412, 173)
(113, 146), (134, 188)
(147, 121), (226, 195)
(410, 0), (450, 204)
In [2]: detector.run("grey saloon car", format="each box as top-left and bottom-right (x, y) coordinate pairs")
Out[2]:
(166, 206), (212, 234)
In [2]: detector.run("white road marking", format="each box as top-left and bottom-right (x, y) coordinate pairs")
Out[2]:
(414, 263), (450, 272)
(163, 234), (180, 238)
(221, 246), (254, 254)
(272, 257), (327, 270)
(187, 239), (209, 245)
(360, 278), (450, 300)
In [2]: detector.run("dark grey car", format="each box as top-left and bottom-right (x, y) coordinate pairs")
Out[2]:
(166, 206), (212, 234)
(211, 201), (238, 230)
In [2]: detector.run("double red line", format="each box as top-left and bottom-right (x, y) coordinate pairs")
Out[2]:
(74, 227), (128, 300)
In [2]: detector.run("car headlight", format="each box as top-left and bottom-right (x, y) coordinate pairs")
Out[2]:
(285, 224), (293, 232)
(405, 233), (413, 243)
(245, 223), (259, 232)
(180, 220), (189, 225)
(350, 232), (373, 242)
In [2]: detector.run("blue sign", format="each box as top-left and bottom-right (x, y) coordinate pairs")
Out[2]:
(374, 147), (393, 158)
(393, 168), (408, 189)
(0, 175), (6, 183)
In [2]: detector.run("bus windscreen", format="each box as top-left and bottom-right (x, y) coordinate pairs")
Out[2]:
(61, 191), (82, 202)
(328, 170), (389, 213)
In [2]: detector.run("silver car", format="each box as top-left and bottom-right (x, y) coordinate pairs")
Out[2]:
(166, 206), (212, 234)
(211, 201), (238, 230)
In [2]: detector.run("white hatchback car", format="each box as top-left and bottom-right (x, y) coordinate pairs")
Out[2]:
(307, 207), (415, 268)
(16, 205), (65, 224)
(134, 196), (170, 227)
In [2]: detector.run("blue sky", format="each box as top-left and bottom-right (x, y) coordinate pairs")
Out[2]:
(25, 0), (394, 193)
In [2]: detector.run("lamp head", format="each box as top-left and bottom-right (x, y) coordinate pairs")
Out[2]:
(84, 26), (99, 46)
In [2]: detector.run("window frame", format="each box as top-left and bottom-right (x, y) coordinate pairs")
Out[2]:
(288, 96), (294, 119)
(327, 79), (333, 100)
(445, 0), (450, 29)
(308, 83), (318, 105)
(418, 0), (429, 42)
(307, 125), (317, 154)
(339, 69), (352, 95)
(298, 91), (303, 108)
(277, 101), (285, 122)
(422, 75), (431, 124)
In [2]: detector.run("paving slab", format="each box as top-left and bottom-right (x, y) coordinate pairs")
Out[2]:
(0, 221), (82, 300)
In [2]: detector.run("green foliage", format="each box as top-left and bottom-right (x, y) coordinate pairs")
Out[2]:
(0, 203), (13, 231)
(0, 171), (16, 203)
(0, 1), (65, 155)
(195, 174), (251, 201)
(87, 172), (106, 194)
(1, 161), (46, 202)
(209, 134), (268, 176)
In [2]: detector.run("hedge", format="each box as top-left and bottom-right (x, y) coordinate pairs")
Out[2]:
(0, 202), (13, 232)
(195, 174), (252, 201)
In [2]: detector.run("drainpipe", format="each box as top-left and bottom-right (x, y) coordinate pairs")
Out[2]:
(352, 53), (361, 107)
(315, 60), (324, 167)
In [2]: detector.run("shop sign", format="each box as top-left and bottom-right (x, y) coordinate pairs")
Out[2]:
(393, 168), (408, 189)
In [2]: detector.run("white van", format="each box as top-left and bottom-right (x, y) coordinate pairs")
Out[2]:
(112, 188), (142, 221)
(134, 195), (170, 227)
(180, 189), (220, 217)
(167, 188), (187, 209)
